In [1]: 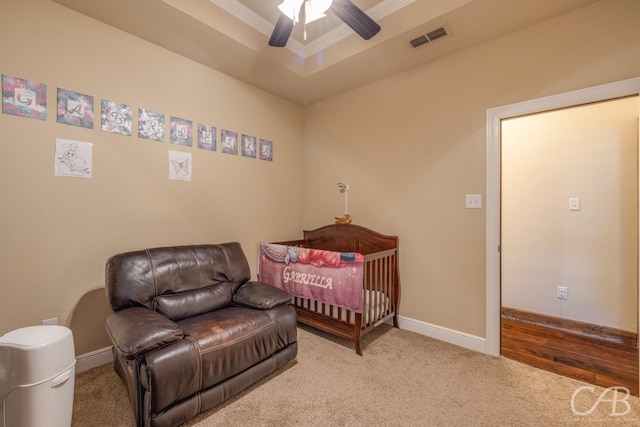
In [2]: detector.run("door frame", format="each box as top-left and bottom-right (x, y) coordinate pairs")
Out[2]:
(485, 76), (640, 359)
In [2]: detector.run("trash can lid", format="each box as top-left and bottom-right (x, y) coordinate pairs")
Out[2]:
(0, 326), (75, 385)
(0, 325), (70, 348)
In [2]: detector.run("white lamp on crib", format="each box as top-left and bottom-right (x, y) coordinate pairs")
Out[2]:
(335, 183), (352, 224)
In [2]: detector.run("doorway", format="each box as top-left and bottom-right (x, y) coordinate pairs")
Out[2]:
(499, 97), (638, 392)
(485, 77), (640, 386)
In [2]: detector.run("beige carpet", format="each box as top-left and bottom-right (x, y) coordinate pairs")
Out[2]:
(73, 325), (640, 426)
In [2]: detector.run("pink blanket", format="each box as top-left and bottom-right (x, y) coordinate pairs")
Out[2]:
(259, 243), (364, 313)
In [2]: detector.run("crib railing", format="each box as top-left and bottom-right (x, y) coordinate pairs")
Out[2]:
(291, 247), (399, 354)
(362, 248), (398, 329)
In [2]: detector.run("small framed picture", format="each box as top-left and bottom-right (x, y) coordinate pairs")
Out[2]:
(138, 108), (165, 142)
(57, 88), (94, 128)
(241, 134), (256, 159)
(197, 123), (216, 151)
(259, 139), (273, 161)
(2, 74), (47, 120)
(170, 116), (193, 147)
(221, 129), (238, 155)
(101, 99), (132, 136)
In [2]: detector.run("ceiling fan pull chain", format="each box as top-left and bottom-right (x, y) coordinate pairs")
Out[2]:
(301, 0), (307, 40)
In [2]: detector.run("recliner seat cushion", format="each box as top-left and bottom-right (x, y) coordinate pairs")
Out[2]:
(140, 305), (297, 414)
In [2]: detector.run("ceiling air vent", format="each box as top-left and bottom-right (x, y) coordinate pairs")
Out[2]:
(408, 24), (451, 49)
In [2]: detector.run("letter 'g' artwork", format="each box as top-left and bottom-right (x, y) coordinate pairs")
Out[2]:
(2, 74), (47, 120)
(259, 243), (364, 312)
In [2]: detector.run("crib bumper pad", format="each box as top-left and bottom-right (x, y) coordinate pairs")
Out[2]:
(259, 243), (364, 313)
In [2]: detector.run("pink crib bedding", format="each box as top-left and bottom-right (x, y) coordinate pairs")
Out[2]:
(259, 242), (364, 313)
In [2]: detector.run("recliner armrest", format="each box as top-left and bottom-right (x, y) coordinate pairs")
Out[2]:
(233, 281), (292, 310)
(105, 306), (184, 360)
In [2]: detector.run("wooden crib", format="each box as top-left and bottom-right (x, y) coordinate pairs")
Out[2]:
(272, 223), (400, 355)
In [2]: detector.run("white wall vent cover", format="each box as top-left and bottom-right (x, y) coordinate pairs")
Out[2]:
(408, 24), (451, 48)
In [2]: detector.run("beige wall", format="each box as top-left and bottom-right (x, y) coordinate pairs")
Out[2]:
(502, 97), (638, 331)
(0, 0), (304, 349)
(2, 0), (640, 354)
(303, 0), (640, 337)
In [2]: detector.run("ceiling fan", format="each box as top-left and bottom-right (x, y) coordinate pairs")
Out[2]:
(269, 0), (381, 47)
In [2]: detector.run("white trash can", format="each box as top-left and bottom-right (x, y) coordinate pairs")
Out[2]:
(0, 325), (76, 427)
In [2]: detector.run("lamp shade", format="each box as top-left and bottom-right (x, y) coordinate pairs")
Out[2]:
(278, 0), (304, 21)
(310, 0), (332, 14)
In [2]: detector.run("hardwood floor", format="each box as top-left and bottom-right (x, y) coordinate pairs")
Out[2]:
(501, 307), (639, 396)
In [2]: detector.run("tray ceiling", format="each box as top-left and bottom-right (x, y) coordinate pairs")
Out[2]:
(50, 0), (599, 106)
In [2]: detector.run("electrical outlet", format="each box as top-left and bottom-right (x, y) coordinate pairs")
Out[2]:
(557, 286), (568, 300)
(42, 317), (58, 325)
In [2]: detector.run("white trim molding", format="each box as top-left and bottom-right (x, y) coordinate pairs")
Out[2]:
(397, 316), (487, 353)
(485, 76), (640, 357)
(75, 346), (113, 373)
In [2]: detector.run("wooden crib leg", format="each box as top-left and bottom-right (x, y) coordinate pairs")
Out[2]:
(354, 313), (363, 355)
(355, 339), (362, 356)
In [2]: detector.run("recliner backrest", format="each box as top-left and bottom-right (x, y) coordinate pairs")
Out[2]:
(106, 243), (251, 321)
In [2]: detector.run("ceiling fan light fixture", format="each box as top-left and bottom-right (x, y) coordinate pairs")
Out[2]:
(310, 0), (333, 14)
(270, 0), (378, 47)
(304, 1), (328, 24)
(277, 0), (304, 21)
(278, 0), (332, 24)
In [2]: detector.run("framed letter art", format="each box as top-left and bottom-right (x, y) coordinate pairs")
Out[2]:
(241, 134), (256, 159)
(259, 139), (273, 161)
(197, 123), (216, 151)
(57, 88), (94, 128)
(221, 129), (238, 155)
(101, 99), (132, 136)
(170, 116), (193, 147)
(2, 74), (47, 120)
(138, 108), (165, 142)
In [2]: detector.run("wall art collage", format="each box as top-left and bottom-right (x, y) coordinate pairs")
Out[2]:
(2, 74), (275, 180)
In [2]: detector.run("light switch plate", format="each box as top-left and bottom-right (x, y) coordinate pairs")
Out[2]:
(466, 194), (482, 209)
(569, 197), (581, 211)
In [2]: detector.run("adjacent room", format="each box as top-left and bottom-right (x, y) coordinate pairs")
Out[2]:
(1, 0), (639, 425)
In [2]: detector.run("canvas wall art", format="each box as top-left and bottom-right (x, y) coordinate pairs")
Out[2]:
(170, 116), (193, 147)
(101, 99), (132, 136)
(241, 134), (256, 159)
(57, 88), (94, 128)
(259, 139), (273, 161)
(221, 129), (238, 155)
(138, 108), (165, 142)
(2, 74), (47, 120)
(197, 123), (216, 151)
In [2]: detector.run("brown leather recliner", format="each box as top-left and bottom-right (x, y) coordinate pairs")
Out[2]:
(104, 243), (298, 427)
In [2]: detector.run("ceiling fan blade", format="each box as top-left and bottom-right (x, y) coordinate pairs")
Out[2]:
(330, 0), (381, 40)
(269, 14), (295, 47)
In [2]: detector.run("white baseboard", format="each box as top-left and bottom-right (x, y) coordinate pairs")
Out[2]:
(76, 346), (113, 373)
(397, 315), (487, 354)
